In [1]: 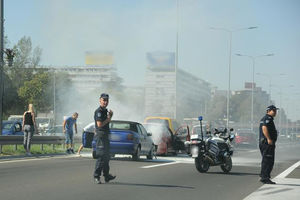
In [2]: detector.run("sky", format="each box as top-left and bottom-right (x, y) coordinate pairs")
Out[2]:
(4, 0), (300, 121)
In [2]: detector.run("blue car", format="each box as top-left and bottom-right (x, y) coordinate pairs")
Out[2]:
(2, 120), (24, 135)
(83, 120), (154, 161)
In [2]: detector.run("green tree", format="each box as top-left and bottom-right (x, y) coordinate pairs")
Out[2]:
(3, 36), (43, 116)
(18, 72), (51, 112)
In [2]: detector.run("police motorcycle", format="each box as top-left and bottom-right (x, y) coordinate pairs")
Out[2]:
(187, 116), (235, 173)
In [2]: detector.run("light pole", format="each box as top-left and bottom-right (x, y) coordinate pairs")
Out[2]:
(210, 26), (257, 129)
(174, 0), (179, 120)
(0, 0), (4, 135)
(236, 53), (274, 130)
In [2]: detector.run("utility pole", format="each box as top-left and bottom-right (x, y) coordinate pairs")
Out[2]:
(0, 0), (4, 135)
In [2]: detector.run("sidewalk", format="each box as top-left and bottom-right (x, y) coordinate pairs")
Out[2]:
(244, 161), (300, 200)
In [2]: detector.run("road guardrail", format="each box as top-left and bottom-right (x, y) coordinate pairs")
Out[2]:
(0, 135), (81, 153)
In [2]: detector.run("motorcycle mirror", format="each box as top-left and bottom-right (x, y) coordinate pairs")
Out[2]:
(230, 128), (234, 131)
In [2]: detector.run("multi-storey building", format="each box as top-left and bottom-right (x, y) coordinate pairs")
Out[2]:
(144, 51), (211, 121)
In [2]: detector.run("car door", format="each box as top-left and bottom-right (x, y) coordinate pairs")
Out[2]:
(139, 124), (152, 153)
(137, 124), (147, 154)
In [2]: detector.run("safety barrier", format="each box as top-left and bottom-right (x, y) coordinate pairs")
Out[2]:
(0, 135), (81, 153)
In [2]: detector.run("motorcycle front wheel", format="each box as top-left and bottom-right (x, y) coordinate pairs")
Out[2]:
(220, 156), (232, 173)
(195, 156), (210, 173)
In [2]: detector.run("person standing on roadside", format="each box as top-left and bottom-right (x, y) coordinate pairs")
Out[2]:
(63, 112), (78, 154)
(259, 105), (279, 184)
(93, 93), (116, 184)
(22, 103), (38, 156)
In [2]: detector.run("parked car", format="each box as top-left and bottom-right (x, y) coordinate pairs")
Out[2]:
(143, 123), (175, 155)
(2, 120), (24, 135)
(234, 129), (257, 148)
(83, 120), (154, 160)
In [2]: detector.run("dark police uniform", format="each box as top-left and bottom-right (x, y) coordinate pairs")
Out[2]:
(93, 106), (111, 179)
(259, 114), (277, 181)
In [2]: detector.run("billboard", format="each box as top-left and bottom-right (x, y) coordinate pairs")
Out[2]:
(85, 51), (114, 66)
(147, 52), (175, 71)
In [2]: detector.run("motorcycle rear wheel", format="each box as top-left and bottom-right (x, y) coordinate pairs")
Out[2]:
(195, 156), (210, 173)
(220, 156), (232, 173)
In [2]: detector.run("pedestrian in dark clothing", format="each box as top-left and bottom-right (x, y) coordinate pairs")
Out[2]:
(259, 105), (279, 184)
(22, 103), (38, 156)
(93, 93), (116, 184)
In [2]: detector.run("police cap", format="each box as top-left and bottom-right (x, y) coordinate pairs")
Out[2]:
(266, 105), (279, 111)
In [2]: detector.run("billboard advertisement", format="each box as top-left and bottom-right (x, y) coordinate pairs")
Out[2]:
(147, 52), (175, 71)
(85, 51), (114, 66)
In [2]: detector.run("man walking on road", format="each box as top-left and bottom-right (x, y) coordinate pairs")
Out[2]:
(93, 93), (116, 184)
(259, 105), (279, 184)
(63, 112), (78, 154)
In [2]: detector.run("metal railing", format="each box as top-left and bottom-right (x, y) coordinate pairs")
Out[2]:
(0, 135), (81, 153)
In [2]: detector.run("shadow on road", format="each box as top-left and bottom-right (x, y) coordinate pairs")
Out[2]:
(110, 182), (195, 189)
(206, 171), (259, 176)
(111, 157), (174, 163)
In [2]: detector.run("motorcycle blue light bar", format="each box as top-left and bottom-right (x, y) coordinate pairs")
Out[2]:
(198, 116), (203, 121)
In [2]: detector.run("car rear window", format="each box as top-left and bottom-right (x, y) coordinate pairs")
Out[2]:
(110, 122), (138, 132)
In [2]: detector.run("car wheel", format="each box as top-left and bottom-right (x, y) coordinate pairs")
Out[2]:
(132, 146), (141, 161)
(147, 145), (154, 160)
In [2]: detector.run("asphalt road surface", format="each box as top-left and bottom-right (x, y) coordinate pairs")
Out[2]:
(0, 142), (299, 200)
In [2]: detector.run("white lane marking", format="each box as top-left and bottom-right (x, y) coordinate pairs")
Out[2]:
(248, 149), (258, 153)
(275, 160), (300, 179)
(0, 155), (78, 164)
(141, 161), (181, 169)
(243, 160), (300, 200)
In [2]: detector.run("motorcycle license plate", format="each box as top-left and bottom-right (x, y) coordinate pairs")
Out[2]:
(191, 146), (199, 158)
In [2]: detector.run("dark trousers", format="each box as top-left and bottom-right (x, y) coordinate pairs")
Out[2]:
(23, 125), (34, 152)
(94, 133), (110, 178)
(259, 142), (275, 180)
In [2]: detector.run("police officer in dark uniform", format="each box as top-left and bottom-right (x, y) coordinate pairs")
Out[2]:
(259, 105), (279, 184)
(93, 93), (116, 184)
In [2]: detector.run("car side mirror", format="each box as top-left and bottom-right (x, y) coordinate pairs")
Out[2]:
(147, 132), (152, 137)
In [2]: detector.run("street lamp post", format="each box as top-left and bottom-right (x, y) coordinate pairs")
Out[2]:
(0, 0), (4, 135)
(236, 53), (274, 130)
(210, 26), (257, 129)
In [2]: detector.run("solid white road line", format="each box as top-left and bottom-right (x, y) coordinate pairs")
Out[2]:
(275, 160), (300, 179)
(244, 160), (300, 200)
(0, 155), (78, 164)
(141, 161), (181, 169)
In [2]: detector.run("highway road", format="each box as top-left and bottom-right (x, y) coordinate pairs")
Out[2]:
(0, 142), (299, 200)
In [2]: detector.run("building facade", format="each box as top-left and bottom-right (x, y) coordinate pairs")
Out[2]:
(144, 52), (211, 121)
